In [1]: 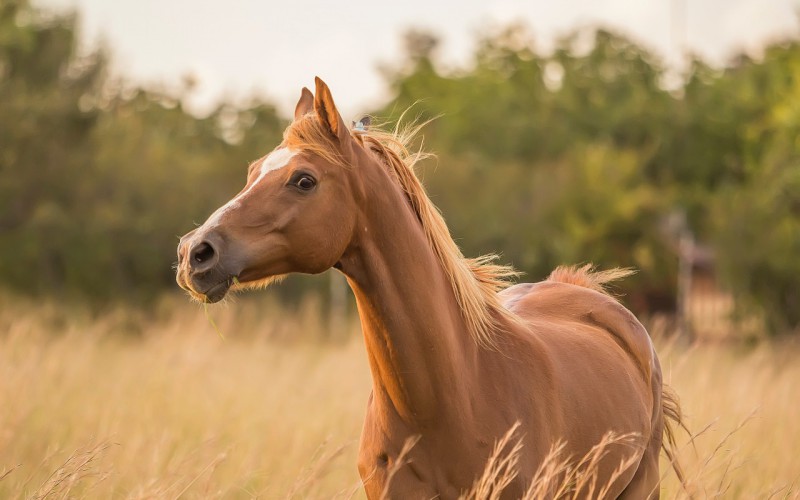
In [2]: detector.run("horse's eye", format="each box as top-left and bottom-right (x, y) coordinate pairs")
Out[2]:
(295, 174), (316, 191)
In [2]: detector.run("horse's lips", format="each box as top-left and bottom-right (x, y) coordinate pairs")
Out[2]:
(202, 280), (231, 303)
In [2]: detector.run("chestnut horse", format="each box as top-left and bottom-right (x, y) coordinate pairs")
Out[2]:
(176, 78), (683, 498)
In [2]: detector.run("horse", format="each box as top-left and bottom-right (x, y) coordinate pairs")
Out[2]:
(176, 77), (684, 499)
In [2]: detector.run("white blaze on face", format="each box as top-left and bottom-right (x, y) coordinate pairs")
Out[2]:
(204, 147), (297, 227)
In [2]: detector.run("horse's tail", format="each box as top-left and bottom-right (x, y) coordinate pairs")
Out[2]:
(661, 384), (692, 497)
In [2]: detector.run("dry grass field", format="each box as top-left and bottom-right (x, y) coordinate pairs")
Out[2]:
(0, 292), (798, 499)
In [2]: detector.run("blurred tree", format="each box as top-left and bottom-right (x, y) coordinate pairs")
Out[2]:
(378, 27), (679, 314)
(0, 1), (286, 301)
(0, 0), (104, 294)
(709, 41), (800, 333)
(377, 26), (800, 332)
(1, 1), (798, 333)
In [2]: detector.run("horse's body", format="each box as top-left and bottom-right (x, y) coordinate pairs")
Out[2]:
(176, 78), (681, 498)
(357, 280), (664, 499)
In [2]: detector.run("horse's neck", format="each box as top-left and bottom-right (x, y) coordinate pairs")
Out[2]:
(340, 173), (478, 426)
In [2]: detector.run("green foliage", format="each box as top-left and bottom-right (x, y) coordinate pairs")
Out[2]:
(0, 0), (103, 295)
(379, 26), (800, 331)
(0, 1), (285, 301)
(709, 43), (800, 332)
(379, 27), (680, 312)
(1, 2), (798, 332)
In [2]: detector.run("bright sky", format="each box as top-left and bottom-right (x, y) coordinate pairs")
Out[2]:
(38, 0), (800, 119)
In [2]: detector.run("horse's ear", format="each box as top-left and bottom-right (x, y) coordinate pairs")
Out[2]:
(294, 87), (314, 121)
(314, 76), (348, 142)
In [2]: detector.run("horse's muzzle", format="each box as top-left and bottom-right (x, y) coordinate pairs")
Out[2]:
(176, 230), (237, 303)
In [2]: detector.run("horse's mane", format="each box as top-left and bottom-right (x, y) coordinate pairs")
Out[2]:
(548, 264), (635, 296)
(284, 114), (519, 349)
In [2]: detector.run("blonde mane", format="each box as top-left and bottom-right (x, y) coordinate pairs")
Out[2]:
(285, 114), (519, 349)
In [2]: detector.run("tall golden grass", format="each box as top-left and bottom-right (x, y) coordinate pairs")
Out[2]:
(0, 292), (798, 498)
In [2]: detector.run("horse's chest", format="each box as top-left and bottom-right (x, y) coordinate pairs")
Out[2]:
(357, 398), (447, 498)
(357, 400), (417, 478)
(356, 397), (512, 499)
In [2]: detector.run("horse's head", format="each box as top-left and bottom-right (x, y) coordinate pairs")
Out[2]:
(176, 78), (368, 303)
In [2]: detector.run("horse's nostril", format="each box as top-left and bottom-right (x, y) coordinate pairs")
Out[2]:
(191, 241), (216, 265)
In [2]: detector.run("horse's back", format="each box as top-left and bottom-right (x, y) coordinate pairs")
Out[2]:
(509, 280), (657, 422)
(502, 280), (656, 384)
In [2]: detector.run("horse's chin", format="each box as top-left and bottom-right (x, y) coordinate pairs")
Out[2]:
(178, 277), (233, 304)
(200, 280), (232, 303)
(182, 274), (284, 303)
